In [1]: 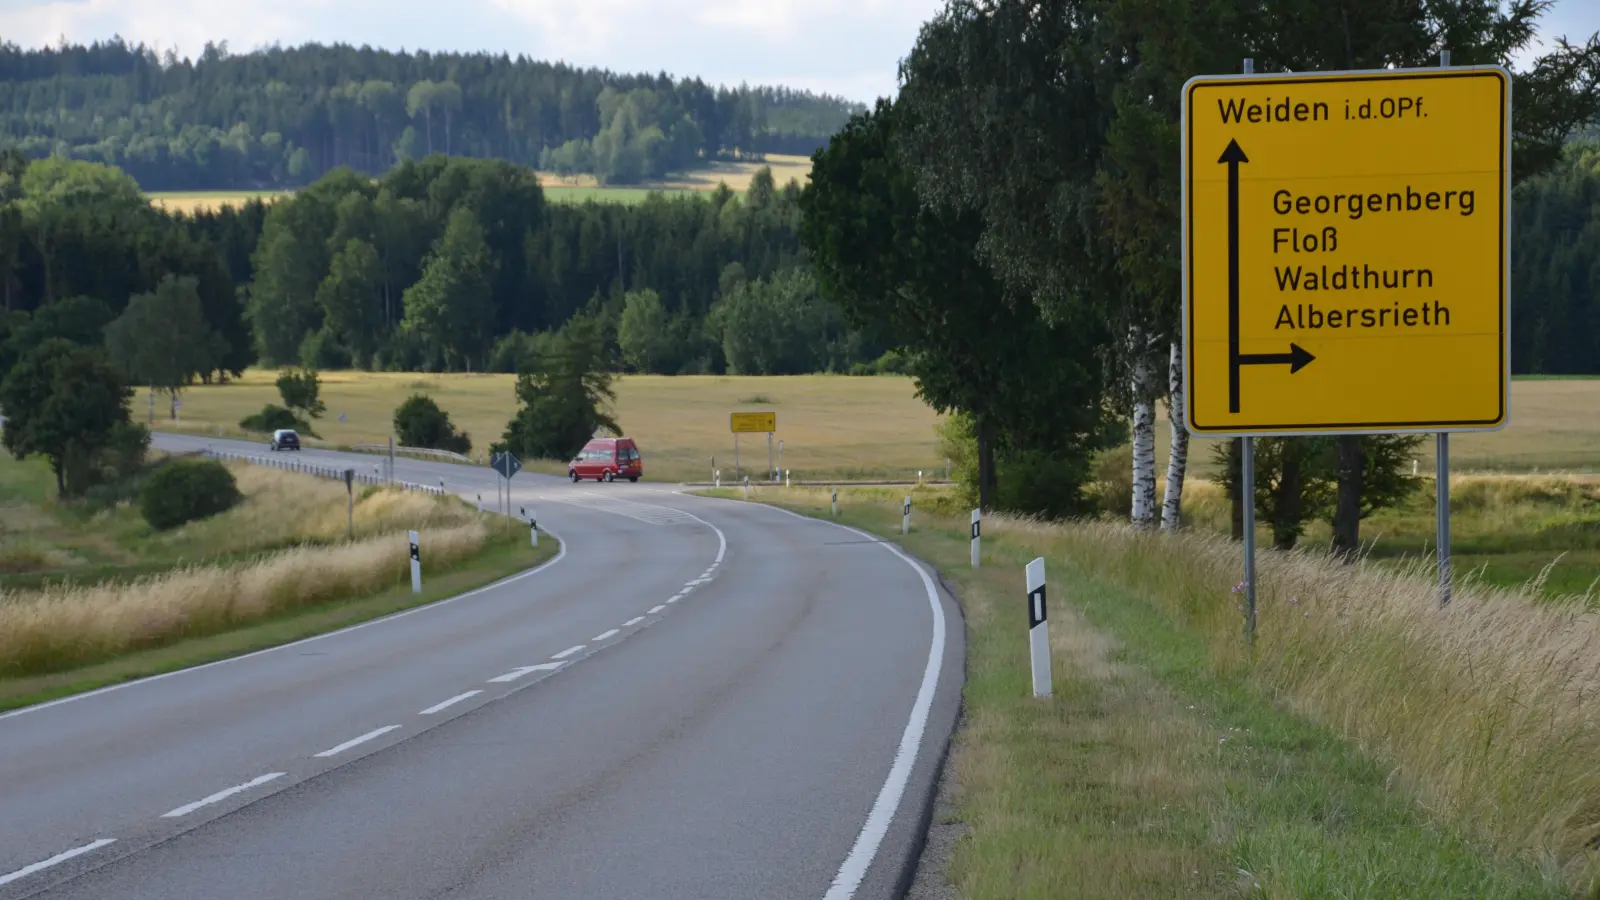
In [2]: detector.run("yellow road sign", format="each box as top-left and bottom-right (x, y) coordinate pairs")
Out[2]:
(1182, 66), (1510, 436)
(730, 411), (776, 434)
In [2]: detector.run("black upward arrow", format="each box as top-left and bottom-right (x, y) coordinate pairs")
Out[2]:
(1220, 138), (1315, 415)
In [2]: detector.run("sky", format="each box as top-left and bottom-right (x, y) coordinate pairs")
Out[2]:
(0, 0), (1596, 104)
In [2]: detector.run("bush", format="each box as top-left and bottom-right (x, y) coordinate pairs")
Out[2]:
(393, 394), (472, 454)
(96, 421), (151, 482)
(139, 459), (243, 531)
(239, 404), (316, 437)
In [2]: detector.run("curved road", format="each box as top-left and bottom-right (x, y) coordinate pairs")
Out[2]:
(0, 434), (963, 900)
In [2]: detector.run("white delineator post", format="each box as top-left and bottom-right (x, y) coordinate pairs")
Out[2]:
(785, 469), (791, 488)
(743, 476), (750, 500)
(409, 530), (422, 594)
(971, 508), (981, 568)
(831, 487), (838, 517)
(902, 496), (911, 534)
(522, 506), (538, 547)
(1026, 557), (1051, 698)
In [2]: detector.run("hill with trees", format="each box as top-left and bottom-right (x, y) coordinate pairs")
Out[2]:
(0, 39), (863, 189)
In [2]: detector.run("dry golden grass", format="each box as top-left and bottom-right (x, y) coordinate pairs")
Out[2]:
(166, 370), (948, 483)
(534, 153), (813, 192)
(145, 190), (292, 214)
(0, 522), (487, 678)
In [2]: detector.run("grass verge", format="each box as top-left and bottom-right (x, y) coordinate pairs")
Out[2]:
(706, 486), (1598, 899)
(0, 530), (557, 713)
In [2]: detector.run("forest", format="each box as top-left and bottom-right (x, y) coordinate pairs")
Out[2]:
(0, 150), (889, 383)
(0, 39), (862, 189)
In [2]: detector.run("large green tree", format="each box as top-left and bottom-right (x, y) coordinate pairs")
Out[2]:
(105, 275), (219, 422)
(501, 316), (620, 460)
(802, 98), (1116, 512)
(0, 339), (132, 496)
(399, 207), (497, 371)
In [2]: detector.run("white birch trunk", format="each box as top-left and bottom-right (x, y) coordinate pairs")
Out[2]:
(1161, 340), (1189, 531)
(1130, 344), (1158, 529)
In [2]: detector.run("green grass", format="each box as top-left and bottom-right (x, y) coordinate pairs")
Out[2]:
(711, 487), (1592, 898)
(0, 532), (555, 712)
(1171, 477), (1600, 599)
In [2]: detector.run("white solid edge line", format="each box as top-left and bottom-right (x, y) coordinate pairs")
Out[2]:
(716, 497), (946, 900)
(161, 772), (285, 818)
(648, 604), (667, 614)
(592, 629), (619, 642)
(551, 644), (586, 660)
(0, 838), (118, 887)
(0, 518), (571, 723)
(621, 616), (645, 627)
(314, 725), (400, 758)
(419, 690), (483, 714)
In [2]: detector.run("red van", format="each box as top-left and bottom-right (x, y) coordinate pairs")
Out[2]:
(568, 437), (643, 483)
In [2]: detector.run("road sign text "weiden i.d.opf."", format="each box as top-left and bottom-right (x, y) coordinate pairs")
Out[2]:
(1181, 66), (1511, 436)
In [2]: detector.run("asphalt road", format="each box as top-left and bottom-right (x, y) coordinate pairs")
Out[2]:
(0, 434), (963, 900)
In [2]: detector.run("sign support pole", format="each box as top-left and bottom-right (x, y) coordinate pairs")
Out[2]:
(767, 433), (774, 483)
(1234, 57), (1259, 643)
(1241, 436), (1258, 639)
(735, 433), (740, 481)
(1436, 49), (1455, 610)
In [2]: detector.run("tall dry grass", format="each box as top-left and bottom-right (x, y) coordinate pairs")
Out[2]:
(0, 522), (488, 678)
(981, 511), (1600, 882)
(151, 463), (478, 556)
(0, 464), (494, 678)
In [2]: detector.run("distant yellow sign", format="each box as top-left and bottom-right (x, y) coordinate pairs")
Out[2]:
(1182, 67), (1510, 436)
(730, 411), (776, 434)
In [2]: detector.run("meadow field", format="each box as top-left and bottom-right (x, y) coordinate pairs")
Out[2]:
(169, 370), (1597, 482)
(143, 154), (815, 212)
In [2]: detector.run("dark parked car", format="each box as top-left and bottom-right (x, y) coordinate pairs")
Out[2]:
(270, 429), (301, 451)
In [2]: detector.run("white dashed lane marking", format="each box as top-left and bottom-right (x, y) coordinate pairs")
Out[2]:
(161, 773), (284, 818)
(551, 645), (585, 660)
(487, 663), (565, 684)
(592, 629), (619, 642)
(0, 839), (117, 887)
(314, 726), (400, 758)
(419, 691), (482, 714)
(622, 616), (645, 627)
(648, 605), (666, 614)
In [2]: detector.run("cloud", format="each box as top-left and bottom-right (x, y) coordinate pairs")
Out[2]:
(0, 0), (936, 102)
(3, 0), (1591, 104)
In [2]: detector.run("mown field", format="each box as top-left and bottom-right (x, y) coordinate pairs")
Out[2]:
(169, 370), (1597, 482)
(0, 453), (554, 710)
(715, 486), (1600, 898)
(143, 154), (814, 212)
(163, 370), (950, 483)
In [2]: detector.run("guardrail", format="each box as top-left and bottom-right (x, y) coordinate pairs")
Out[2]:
(199, 447), (447, 496)
(349, 442), (477, 465)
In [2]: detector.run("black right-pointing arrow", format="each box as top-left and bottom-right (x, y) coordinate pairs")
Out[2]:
(1220, 138), (1316, 413)
(1239, 343), (1316, 373)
